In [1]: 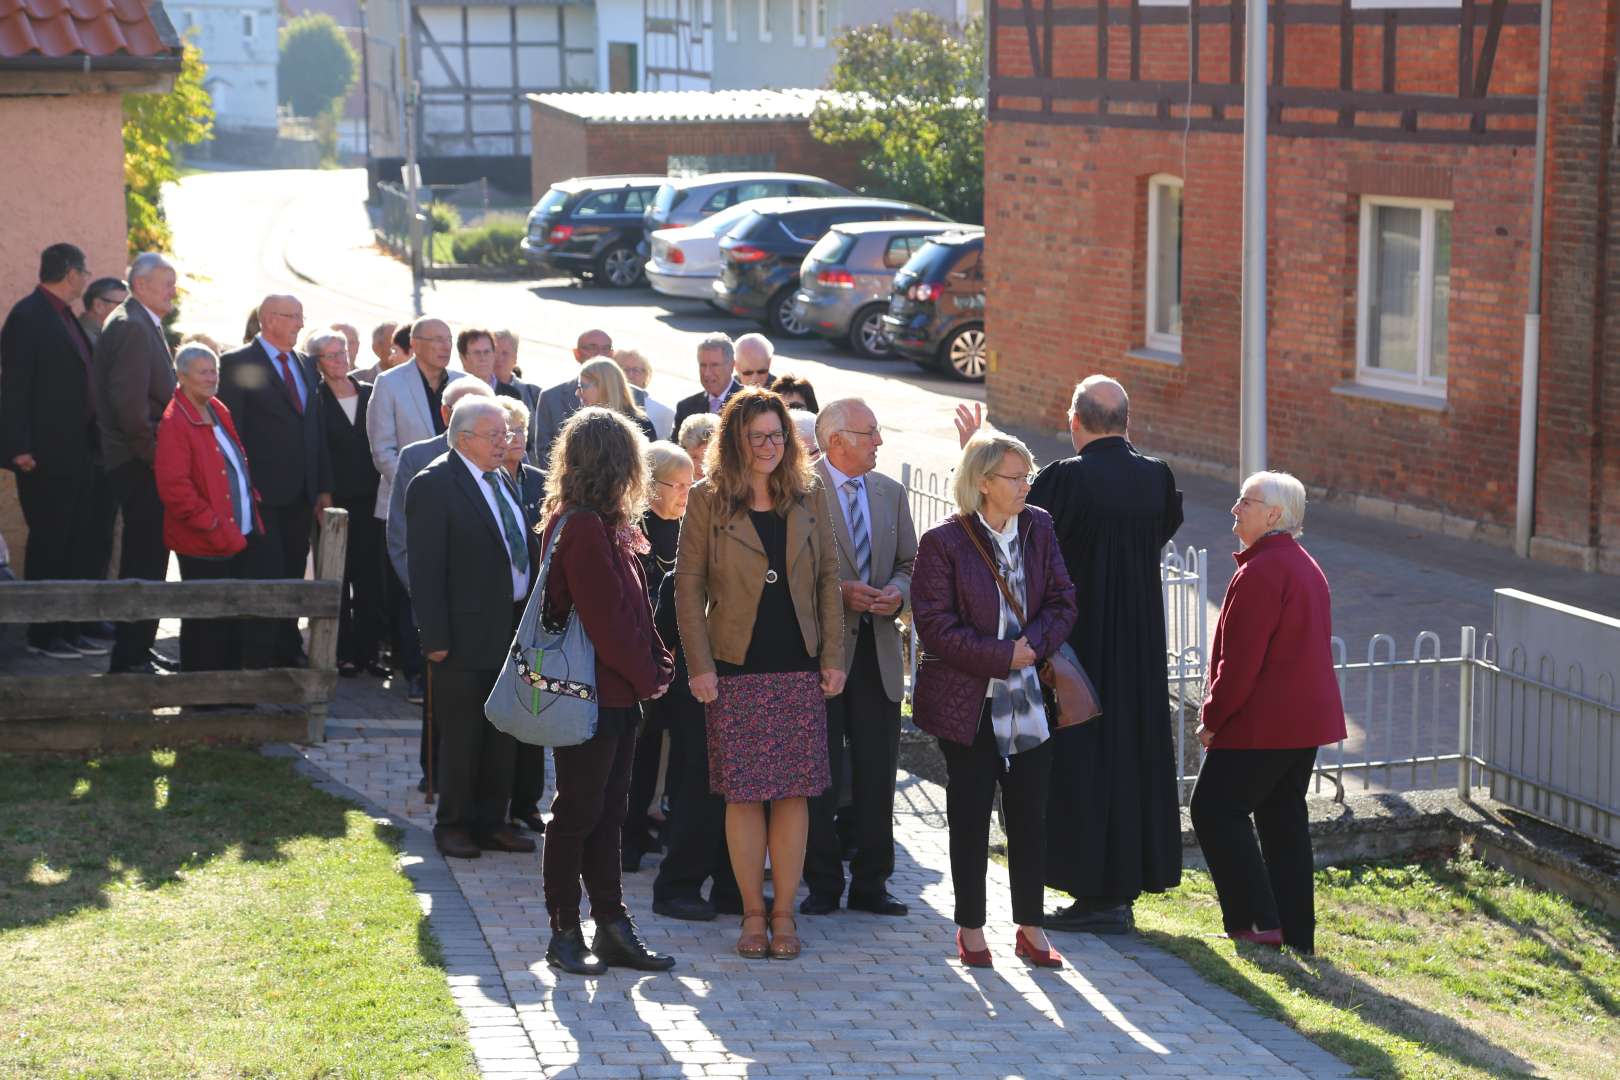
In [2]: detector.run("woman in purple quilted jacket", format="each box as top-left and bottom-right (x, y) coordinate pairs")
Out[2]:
(912, 432), (1078, 969)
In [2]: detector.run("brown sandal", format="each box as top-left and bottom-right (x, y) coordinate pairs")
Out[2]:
(769, 913), (801, 960)
(737, 911), (769, 959)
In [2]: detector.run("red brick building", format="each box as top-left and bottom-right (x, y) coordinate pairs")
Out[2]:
(526, 89), (867, 199)
(984, 0), (1618, 574)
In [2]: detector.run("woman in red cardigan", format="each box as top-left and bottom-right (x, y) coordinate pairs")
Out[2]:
(1192, 470), (1346, 954)
(153, 343), (272, 673)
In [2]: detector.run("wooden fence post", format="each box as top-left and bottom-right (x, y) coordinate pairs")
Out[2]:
(305, 507), (349, 743)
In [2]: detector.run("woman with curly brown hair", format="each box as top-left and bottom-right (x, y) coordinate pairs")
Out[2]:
(537, 406), (676, 976)
(674, 388), (845, 960)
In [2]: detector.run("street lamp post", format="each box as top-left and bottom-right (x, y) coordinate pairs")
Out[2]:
(400, 0), (424, 316)
(1238, 0), (1268, 478)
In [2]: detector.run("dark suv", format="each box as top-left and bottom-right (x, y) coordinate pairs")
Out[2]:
(883, 230), (986, 380)
(521, 175), (665, 287)
(713, 197), (951, 337)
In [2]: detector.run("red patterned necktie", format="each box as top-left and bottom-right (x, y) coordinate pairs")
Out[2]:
(275, 352), (304, 414)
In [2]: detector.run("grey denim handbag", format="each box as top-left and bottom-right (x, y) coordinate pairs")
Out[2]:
(483, 508), (599, 747)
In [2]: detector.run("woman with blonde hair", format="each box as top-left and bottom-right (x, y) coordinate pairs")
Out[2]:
(577, 357), (656, 441)
(674, 388), (845, 960)
(536, 406), (675, 976)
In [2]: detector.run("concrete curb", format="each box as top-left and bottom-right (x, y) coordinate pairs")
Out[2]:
(263, 743), (547, 1077)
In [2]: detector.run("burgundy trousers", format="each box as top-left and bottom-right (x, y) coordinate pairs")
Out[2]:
(543, 712), (637, 932)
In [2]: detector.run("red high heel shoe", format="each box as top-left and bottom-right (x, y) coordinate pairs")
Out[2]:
(1015, 928), (1064, 969)
(956, 929), (993, 968)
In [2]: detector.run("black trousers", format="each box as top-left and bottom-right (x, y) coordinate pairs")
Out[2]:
(259, 500), (315, 665)
(430, 662), (517, 837)
(545, 718), (637, 932)
(939, 706), (1054, 929)
(510, 743), (547, 819)
(16, 459), (100, 645)
(805, 622), (901, 900)
(106, 460), (170, 669)
(335, 504), (382, 667)
(622, 717), (664, 857)
(176, 532), (277, 672)
(1190, 747), (1319, 953)
(653, 701), (739, 905)
(381, 538), (423, 681)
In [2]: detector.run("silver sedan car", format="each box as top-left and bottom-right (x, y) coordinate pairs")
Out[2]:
(791, 220), (963, 358)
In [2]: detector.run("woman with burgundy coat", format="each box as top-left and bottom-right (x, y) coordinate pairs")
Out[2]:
(1191, 470), (1346, 954)
(153, 343), (274, 673)
(911, 432), (1077, 970)
(536, 407), (676, 977)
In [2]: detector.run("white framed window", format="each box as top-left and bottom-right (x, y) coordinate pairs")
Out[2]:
(1356, 196), (1451, 396)
(793, 0), (809, 45)
(812, 0), (827, 46)
(725, 0), (737, 42)
(758, 0), (772, 43)
(1145, 175), (1184, 354)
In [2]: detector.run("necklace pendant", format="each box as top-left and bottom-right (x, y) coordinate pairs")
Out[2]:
(764, 569), (779, 584)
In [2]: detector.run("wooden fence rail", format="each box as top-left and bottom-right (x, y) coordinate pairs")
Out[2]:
(0, 508), (349, 748)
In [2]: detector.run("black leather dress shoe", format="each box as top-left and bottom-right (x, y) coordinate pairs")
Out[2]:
(513, 812), (546, 835)
(798, 892), (840, 916)
(433, 826), (480, 860)
(109, 660), (159, 676)
(1046, 903), (1135, 935)
(546, 926), (607, 975)
(592, 915), (676, 972)
(149, 649), (180, 672)
(847, 890), (909, 917)
(365, 659), (392, 678)
(652, 896), (716, 922)
(479, 827), (536, 853)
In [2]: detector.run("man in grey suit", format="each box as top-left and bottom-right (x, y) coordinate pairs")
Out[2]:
(93, 252), (180, 674)
(367, 317), (464, 702)
(528, 328), (653, 467)
(801, 397), (918, 917)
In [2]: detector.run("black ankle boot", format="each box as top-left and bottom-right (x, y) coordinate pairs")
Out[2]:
(546, 926), (608, 975)
(591, 915), (676, 972)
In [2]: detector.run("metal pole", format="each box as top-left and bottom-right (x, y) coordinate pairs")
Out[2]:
(1514, 0), (1552, 558)
(1457, 625), (1476, 799)
(401, 0), (424, 316)
(1238, 0), (1268, 478)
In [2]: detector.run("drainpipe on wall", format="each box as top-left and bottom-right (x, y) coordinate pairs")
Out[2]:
(1514, 0), (1553, 558)
(1238, 0), (1269, 478)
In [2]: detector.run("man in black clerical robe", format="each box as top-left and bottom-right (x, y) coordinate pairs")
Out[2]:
(1027, 375), (1184, 934)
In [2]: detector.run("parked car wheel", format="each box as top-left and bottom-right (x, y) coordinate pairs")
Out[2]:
(940, 324), (987, 381)
(596, 245), (645, 288)
(768, 286), (813, 338)
(849, 303), (894, 359)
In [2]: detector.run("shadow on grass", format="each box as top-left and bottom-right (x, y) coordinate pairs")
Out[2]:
(1135, 928), (1537, 1078)
(0, 747), (350, 933)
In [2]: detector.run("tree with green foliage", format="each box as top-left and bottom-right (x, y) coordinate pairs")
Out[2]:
(123, 41), (214, 255)
(278, 12), (359, 120)
(810, 13), (985, 225)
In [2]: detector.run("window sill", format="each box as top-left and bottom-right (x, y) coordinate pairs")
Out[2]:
(1125, 346), (1184, 367)
(1330, 381), (1447, 412)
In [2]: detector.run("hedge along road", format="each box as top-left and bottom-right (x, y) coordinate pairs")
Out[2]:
(167, 166), (987, 487)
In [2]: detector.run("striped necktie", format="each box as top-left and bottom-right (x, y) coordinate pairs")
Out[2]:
(841, 477), (870, 583)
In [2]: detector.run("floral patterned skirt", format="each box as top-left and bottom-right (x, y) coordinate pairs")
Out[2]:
(707, 671), (830, 803)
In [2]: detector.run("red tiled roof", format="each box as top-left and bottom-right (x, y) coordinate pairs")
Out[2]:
(0, 0), (175, 60)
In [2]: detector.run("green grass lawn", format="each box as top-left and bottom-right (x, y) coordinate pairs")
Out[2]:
(0, 748), (477, 1079)
(1130, 849), (1620, 1079)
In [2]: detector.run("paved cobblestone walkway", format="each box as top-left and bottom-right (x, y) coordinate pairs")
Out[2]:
(290, 719), (1355, 1079)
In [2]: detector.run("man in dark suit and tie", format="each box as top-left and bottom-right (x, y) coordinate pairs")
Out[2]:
(406, 397), (542, 860)
(671, 333), (744, 435)
(218, 293), (334, 666)
(801, 398), (917, 917)
(1, 243), (110, 660)
(92, 252), (180, 674)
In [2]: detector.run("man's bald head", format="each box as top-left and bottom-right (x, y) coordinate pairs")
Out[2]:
(1070, 375), (1129, 445)
(574, 328), (612, 363)
(257, 293), (305, 351)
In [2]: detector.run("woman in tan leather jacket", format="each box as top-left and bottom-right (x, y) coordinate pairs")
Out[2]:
(674, 388), (845, 960)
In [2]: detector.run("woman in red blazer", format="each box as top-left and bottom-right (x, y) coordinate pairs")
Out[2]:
(153, 343), (272, 673)
(1191, 470), (1346, 954)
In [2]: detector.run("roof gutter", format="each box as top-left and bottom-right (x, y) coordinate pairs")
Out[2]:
(0, 53), (184, 74)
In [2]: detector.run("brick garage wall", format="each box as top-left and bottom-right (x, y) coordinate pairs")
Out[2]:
(580, 119), (868, 190)
(985, 0), (1616, 570)
(530, 103), (591, 201)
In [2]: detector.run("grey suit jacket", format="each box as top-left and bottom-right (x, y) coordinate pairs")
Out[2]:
(531, 376), (650, 469)
(386, 433), (449, 590)
(816, 460), (918, 701)
(92, 298), (174, 470)
(365, 361), (463, 519)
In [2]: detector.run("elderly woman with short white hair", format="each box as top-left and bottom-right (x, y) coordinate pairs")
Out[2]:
(1191, 470), (1346, 954)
